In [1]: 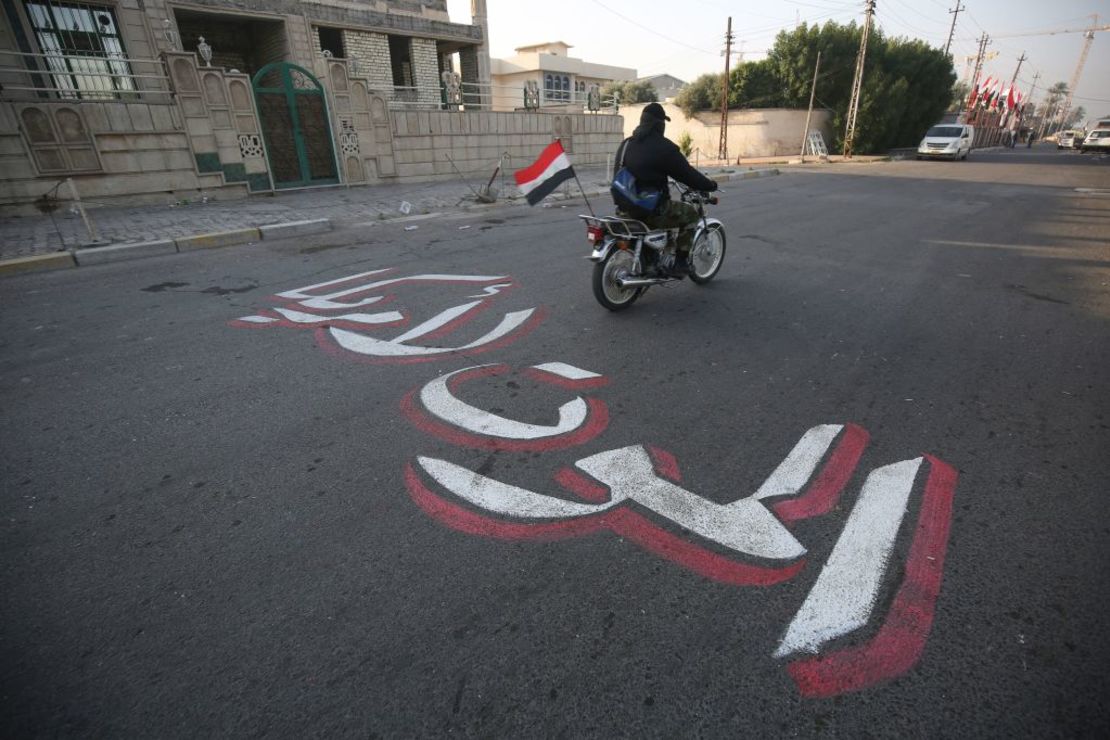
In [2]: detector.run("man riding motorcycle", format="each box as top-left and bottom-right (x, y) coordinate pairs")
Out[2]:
(612, 102), (719, 276)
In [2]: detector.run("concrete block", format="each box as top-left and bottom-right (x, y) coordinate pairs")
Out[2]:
(82, 104), (109, 133)
(75, 239), (177, 265)
(176, 227), (259, 251)
(0, 252), (76, 277)
(259, 219), (332, 240)
(127, 103), (155, 131)
(106, 104), (133, 132)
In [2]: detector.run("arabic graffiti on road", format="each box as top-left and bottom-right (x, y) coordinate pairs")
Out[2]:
(231, 268), (959, 698)
(231, 269), (545, 362)
(401, 362), (958, 698)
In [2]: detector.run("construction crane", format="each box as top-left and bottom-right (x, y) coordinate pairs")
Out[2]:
(1058, 16), (1100, 128)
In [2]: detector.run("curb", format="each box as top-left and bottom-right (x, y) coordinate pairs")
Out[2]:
(176, 227), (260, 251)
(0, 219), (336, 278)
(75, 239), (176, 266)
(259, 218), (332, 240)
(0, 251), (76, 276)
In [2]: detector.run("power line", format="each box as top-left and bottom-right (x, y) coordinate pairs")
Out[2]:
(591, 1), (717, 55)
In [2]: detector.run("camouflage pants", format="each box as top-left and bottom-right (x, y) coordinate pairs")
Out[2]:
(644, 200), (701, 252)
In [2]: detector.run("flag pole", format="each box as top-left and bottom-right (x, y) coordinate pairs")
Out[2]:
(559, 138), (596, 217)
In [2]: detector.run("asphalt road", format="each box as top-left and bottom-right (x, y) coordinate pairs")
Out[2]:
(2, 145), (1108, 737)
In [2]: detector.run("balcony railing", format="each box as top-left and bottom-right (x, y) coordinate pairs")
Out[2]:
(380, 80), (619, 113)
(0, 49), (172, 102)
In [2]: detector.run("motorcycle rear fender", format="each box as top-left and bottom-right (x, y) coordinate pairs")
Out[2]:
(589, 237), (620, 262)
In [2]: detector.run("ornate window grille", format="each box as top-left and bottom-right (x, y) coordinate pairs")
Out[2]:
(23, 0), (136, 99)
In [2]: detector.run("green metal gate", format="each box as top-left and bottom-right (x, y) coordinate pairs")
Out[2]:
(251, 62), (338, 189)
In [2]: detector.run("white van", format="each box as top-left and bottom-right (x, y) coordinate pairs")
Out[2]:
(916, 123), (974, 161)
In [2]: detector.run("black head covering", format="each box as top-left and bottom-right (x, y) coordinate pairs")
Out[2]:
(634, 103), (669, 141)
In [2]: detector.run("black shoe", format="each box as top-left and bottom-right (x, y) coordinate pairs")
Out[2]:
(671, 253), (692, 277)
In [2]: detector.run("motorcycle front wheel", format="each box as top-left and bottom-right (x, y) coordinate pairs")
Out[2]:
(689, 223), (726, 284)
(592, 248), (642, 311)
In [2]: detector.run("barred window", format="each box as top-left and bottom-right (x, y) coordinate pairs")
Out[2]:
(24, 1), (136, 99)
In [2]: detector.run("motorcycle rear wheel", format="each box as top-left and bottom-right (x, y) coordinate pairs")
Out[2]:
(689, 223), (726, 284)
(592, 248), (642, 311)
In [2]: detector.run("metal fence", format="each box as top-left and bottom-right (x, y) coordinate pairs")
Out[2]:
(0, 49), (172, 102)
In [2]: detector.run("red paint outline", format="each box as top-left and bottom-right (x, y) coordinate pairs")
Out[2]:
(786, 455), (958, 698)
(773, 424), (870, 523)
(646, 445), (683, 483)
(406, 456), (804, 587)
(399, 364), (609, 452)
(553, 466), (611, 503)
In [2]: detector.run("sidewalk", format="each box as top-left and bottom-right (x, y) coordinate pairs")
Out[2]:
(0, 162), (790, 272)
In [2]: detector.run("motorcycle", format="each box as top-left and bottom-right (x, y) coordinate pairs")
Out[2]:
(579, 185), (726, 311)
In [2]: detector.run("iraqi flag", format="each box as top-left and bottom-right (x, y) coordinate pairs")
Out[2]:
(514, 140), (575, 206)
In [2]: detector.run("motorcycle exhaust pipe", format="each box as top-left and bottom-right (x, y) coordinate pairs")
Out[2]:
(617, 277), (674, 288)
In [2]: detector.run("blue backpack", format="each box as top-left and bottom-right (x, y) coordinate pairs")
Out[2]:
(610, 138), (662, 220)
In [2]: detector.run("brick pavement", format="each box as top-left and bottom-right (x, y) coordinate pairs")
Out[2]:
(0, 166), (616, 261)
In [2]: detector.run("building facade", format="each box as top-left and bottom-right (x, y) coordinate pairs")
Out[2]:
(636, 74), (685, 101)
(489, 41), (635, 112)
(0, 1), (622, 215)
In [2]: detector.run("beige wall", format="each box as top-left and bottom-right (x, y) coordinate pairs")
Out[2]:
(622, 102), (834, 159)
(389, 110), (623, 181)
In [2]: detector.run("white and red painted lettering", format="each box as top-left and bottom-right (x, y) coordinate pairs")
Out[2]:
(228, 271), (959, 699)
(230, 269), (545, 363)
(400, 364), (958, 698)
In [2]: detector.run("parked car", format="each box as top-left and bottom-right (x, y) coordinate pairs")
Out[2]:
(916, 124), (974, 161)
(1080, 129), (1110, 153)
(1057, 130), (1080, 149)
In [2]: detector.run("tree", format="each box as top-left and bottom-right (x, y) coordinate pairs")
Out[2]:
(674, 73), (722, 118)
(602, 80), (658, 104)
(1066, 106), (1086, 127)
(671, 21), (955, 153)
(950, 81), (970, 111)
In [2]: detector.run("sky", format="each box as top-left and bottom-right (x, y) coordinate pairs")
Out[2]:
(445, 0), (1110, 121)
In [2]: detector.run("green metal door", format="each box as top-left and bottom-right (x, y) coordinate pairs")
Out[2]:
(252, 63), (338, 189)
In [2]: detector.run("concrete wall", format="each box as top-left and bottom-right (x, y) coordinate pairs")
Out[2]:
(623, 102), (834, 159)
(389, 110), (623, 181)
(0, 99), (241, 214)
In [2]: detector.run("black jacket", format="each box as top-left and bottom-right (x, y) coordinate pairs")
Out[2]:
(616, 120), (718, 198)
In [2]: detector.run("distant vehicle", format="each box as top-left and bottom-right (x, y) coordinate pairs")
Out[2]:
(1080, 129), (1110, 153)
(1057, 130), (1084, 149)
(916, 124), (974, 161)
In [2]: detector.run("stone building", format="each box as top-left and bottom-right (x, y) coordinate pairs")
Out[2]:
(0, 1), (621, 215)
(490, 41), (635, 112)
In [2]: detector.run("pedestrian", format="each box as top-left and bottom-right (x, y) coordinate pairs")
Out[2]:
(1027, 130), (1036, 148)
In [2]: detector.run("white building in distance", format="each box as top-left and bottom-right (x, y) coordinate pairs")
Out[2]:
(490, 41), (635, 111)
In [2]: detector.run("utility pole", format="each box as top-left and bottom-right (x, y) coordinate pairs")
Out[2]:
(717, 16), (734, 162)
(966, 32), (990, 115)
(1058, 14), (1098, 128)
(1023, 70), (1040, 133)
(842, 0), (876, 158)
(1004, 51), (1026, 127)
(800, 51), (821, 161)
(945, 3), (966, 57)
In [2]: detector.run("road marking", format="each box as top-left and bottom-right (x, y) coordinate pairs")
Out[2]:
(753, 424), (842, 501)
(420, 365), (590, 440)
(775, 457), (922, 657)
